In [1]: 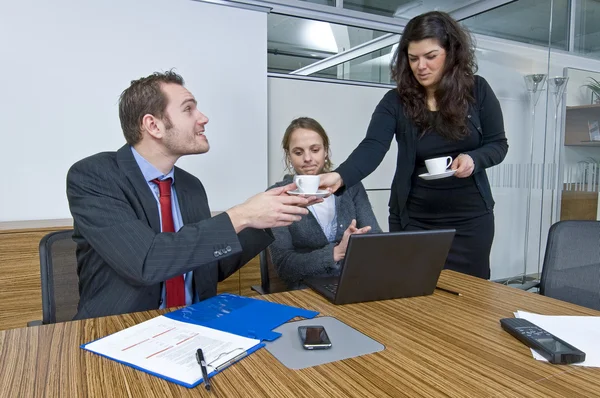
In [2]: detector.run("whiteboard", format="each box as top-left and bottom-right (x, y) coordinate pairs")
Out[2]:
(267, 77), (397, 190)
(0, 0), (267, 221)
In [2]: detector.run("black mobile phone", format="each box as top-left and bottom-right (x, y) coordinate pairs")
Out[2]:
(298, 325), (332, 350)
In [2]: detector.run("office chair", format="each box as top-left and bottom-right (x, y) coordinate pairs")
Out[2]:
(521, 220), (600, 311)
(31, 229), (79, 325)
(251, 247), (299, 294)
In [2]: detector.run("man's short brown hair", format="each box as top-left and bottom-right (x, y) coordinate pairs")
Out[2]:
(118, 70), (184, 145)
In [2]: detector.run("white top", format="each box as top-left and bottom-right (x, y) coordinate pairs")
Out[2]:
(308, 195), (337, 242)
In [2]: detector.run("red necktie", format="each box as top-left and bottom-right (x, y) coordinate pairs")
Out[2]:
(152, 178), (186, 308)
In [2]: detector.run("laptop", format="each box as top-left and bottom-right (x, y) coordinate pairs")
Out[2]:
(303, 229), (455, 305)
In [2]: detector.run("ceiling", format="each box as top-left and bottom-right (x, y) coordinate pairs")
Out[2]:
(267, 0), (600, 78)
(267, 13), (387, 75)
(462, 0), (569, 48)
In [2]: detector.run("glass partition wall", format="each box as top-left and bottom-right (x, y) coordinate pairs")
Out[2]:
(541, 1), (600, 289)
(264, 0), (600, 283)
(557, 69), (600, 219)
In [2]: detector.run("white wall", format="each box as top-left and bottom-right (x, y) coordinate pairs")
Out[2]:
(0, 0), (267, 221)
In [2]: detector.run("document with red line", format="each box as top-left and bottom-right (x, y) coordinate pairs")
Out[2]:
(83, 315), (261, 386)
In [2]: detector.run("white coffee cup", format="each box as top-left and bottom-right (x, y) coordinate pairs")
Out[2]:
(294, 175), (320, 193)
(425, 156), (453, 175)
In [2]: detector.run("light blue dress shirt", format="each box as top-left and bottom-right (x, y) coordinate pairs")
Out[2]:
(131, 147), (196, 308)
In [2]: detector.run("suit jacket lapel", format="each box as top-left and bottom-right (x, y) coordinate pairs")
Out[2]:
(116, 145), (161, 233)
(174, 168), (212, 225)
(176, 187), (195, 225)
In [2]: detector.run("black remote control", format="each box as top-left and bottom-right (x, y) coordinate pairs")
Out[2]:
(500, 318), (586, 364)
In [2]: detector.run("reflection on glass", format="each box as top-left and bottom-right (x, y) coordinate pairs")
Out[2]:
(573, 0), (600, 60)
(267, 13), (388, 75)
(315, 44), (395, 84)
(462, 0), (569, 50)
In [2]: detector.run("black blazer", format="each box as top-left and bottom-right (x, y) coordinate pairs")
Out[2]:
(335, 75), (508, 227)
(66, 145), (273, 319)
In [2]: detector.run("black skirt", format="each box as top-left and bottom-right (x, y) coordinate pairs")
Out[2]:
(390, 212), (494, 279)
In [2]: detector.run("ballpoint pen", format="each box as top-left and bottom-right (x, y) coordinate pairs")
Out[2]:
(196, 348), (211, 392)
(435, 286), (462, 296)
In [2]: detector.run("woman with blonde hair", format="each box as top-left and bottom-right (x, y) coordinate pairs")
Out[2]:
(268, 117), (381, 286)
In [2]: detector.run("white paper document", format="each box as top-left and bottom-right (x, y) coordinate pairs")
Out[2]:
(515, 311), (600, 367)
(84, 315), (261, 386)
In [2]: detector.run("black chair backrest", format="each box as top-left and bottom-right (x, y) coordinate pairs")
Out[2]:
(39, 229), (79, 324)
(259, 247), (291, 294)
(540, 220), (600, 311)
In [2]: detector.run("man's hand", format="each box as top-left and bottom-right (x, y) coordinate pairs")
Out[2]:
(451, 154), (474, 178)
(333, 219), (372, 262)
(226, 183), (316, 232)
(319, 172), (344, 194)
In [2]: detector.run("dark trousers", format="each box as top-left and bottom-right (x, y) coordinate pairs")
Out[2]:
(389, 212), (494, 280)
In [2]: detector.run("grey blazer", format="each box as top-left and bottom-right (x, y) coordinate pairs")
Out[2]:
(66, 145), (273, 320)
(268, 175), (382, 284)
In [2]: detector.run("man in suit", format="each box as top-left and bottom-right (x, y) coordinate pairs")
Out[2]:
(67, 71), (314, 319)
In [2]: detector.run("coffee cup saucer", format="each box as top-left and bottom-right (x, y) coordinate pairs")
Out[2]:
(418, 169), (456, 180)
(287, 189), (330, 198)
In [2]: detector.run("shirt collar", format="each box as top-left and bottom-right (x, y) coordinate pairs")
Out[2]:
(130, 146), (175, 183)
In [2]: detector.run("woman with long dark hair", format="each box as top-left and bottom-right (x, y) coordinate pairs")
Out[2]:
(319, 11), (508, 279)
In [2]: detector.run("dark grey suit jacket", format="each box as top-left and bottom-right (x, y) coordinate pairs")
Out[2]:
(268, 176), (382, 284)
(66, 145), (273, 320)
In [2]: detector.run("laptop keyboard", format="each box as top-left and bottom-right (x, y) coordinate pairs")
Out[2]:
(324, 283), (338, 294)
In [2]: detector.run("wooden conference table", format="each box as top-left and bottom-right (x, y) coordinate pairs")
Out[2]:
(1, 270), (599, 398)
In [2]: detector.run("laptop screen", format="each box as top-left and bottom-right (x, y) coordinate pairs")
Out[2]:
(307, 229), (455, 305)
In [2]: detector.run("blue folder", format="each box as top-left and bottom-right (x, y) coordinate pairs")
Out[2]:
(82, 293), (318, 388)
